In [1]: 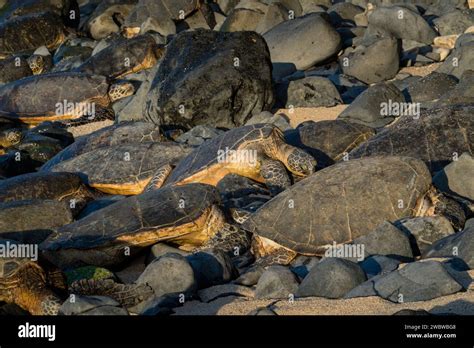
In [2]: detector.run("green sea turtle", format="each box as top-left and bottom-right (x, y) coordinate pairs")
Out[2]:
(0, 72), (135, 125)
(39, 184), (236, 268)
(0, 0), (79, 24)
(0, 12), (67, 59)
(162, 124), (317, 195)
(201, 156), (465, 266)
(76, 34), (165, 79)
(0, 241), (154, 315)
(349, 105), (474, 173)
(0, 171), (94, 212)
(47, 142), (192, 195)
(41, 121), (164, 171)
(0, 256), (67, 315)
(285, 120), (375, 169)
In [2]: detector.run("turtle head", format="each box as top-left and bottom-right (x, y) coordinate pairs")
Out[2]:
(417, 187), (466, 231)
(108, 82), (135, 102)
(286, 148), (317, 177)
(27, 55), (46, 75)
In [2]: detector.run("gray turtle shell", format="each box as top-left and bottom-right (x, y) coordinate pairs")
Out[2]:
(0, 171), (85, 202)
(40, 183), (220, 250)
(0, 72), (109, 118)
(349, 105), (474, 173)
(242, 156), (432, 254)
(77, 34), (159, 78)
(166, 124), (277, 185)
(41, 121), (164, 171)
(49, 142), (192, 188)
(0, 12), (65, 57)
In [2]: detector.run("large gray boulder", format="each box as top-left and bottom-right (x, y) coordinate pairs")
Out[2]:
(296, 258), (366, 298)
(263, 13), (341, 81)
(367, 5), (437, 44)
(338, 82), (405, 128)
(433, 152), (474, 201)
(144, 29), (274, 129)
(339, 36), (400, 84)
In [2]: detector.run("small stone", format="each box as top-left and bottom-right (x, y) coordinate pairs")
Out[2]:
(360, 255), (401, 279)
(423, 219), (474, 269)
(395, 216), (455, 255)
(255, 265), (299, 299)
(373, 261), (463, 302)
(59, 295), (121, 315)
(351, 221), (414, 261)
(198, 284), (255, 302)
(136, 253), (197, 298)
(146, 243), (189, 264)
(186, 250), (238, 289)
(338, 82), (405, 128)
(339, 36), (400, 84)
(296, 258), (366, 299)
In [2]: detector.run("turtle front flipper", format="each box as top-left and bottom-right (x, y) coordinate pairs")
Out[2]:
(195, 223), (252, 257)
(69, 279), (154, 308)
(260, 159), (291, 196)
(144, 164), (174, 192)
(0, 261), (63, 315)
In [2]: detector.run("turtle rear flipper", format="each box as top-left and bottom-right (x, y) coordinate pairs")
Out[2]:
(69, 279), (154, 308)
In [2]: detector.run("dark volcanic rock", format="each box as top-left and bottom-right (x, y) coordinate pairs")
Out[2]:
(395, 216), (455, 256)
(255, 265), (299, 299)
(433, 152), (474, 201)
(373, 261), (463, 302)
(338, 82), (405, 128)
(433, 9), (474, 36)
(144, 29), (274, 129)
(351, 221), (414, 261)
(136, 253), (198, 298)
(423, 219), (474, 269)
(339, 36), (400, 84)
(186, 250), (238, 289)
(437, 42), (474, 78)
(296, 258), (366, 299)
(263, 13), (341, 81)
(360, 255), (401, 279)
(367, 5), (437, 44)
(276, 76), (343, 108)
(435, 70), (474, 107)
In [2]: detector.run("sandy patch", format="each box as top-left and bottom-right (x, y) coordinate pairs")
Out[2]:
(68, 120), (114, 139)
(274, 105), (348, 128)
(399, 62), (442, 77)
(173, 289), (474, 316)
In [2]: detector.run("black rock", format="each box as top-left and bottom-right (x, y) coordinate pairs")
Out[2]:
(394, 216), (455, 256)
(296, 258), (367, 299)
(433, 9), (474, 36)
(144, 29), (274, 129)
(360, 255), (402, 279)
(351, 221), (414, 261)
(373, 261), (463, 302)
(435, 70), (474, 107)
(339, 36), (401, 84)
(263, 13), (341, 81)
(338, 82), (405, 128)
(276, 76), (342, 108)
(423, 219), (474, 269)
(186, 250), (238, 289)
(437, 42), (474, 78)
(367, 5), (437, 44)
(255, 265), (299, 299)
(136, 253), (198, 298)
(59, 295), (127, 315)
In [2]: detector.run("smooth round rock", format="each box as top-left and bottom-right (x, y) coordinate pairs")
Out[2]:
(255, 265), (299, 299)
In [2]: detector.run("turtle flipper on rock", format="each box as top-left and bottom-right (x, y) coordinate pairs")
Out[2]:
(163, 124), (316, 195)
